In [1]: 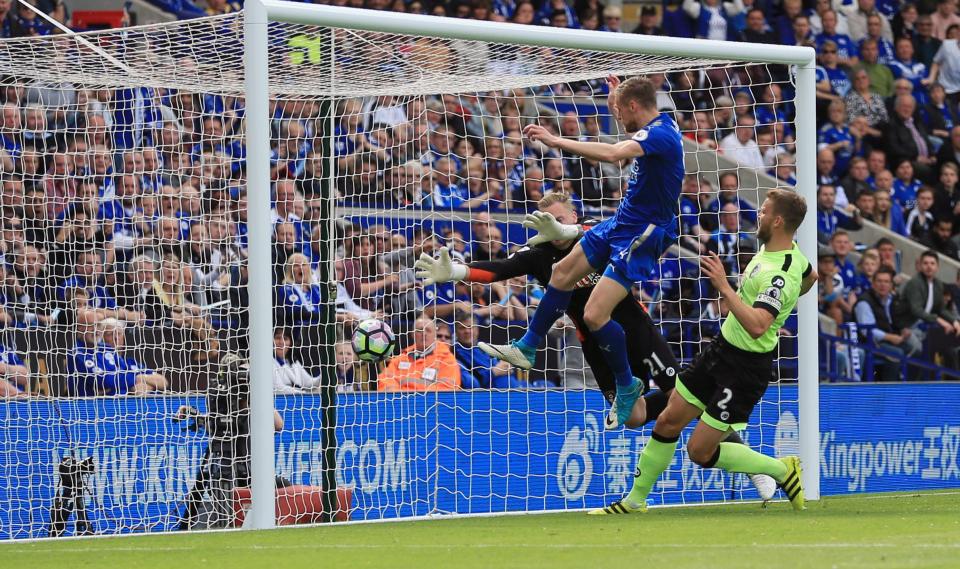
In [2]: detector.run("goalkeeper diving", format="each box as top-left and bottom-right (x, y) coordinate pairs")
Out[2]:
(414, 191), (777, 501)
(591, 189), (817, 515)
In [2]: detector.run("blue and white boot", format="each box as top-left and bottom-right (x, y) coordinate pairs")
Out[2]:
(605, 377), (642, 430)
(477, 340), (536, 370)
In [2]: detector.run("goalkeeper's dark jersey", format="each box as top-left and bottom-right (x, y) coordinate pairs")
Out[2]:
(466, 219), (679, 399)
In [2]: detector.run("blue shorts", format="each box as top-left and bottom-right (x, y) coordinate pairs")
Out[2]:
(580, 217), (675, 290)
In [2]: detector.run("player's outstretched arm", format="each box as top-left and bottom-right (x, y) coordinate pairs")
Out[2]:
(701, 253), (774, 339)
(523, 124), (644, 164)
(414, 246), (535, 285)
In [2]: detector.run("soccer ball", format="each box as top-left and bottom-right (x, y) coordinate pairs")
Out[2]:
(351, 319), (397, 362)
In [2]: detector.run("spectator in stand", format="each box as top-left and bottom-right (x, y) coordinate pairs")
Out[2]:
(902, 250), (960, 368)
(933, 161), (960, 224)
(889, 37), (929, 103)
(844, 0), (893, 43)
(816, 41), (852, 103)
(817, 148), (848, 204)
(816, 10), (860, 68)
(831, 229), (858, 291)
(787, 15), (814, 47)
(854, 248), (881, 293)
(681, 0), (745, 41)
(537, 0), (579, 27)
(893, 158), (923, 210)
(632, 6), (662, 35)
(874, 236), (901, 272)
(341, 233), (397, 312)
(454, 313), (524, 389)
(810, 0), (849, 36)
(818, 100), (857, 176)
(855, 189), (877, 220)
(139, 254), (219, 362)
(854, 266), (922, 380)
(931, 0), (960, 40)
(860, 14), (896, 65)
(818, 245), (849, 325)
(873, 168), (896, 202)
(278, 252), (323, 327)
(0, 342), (29, 398)
(914, 15), (943, 69)
(920, 84), (958, 143)
(866, 147), (888, 187)
(857, 39), (895, 98)
(937, 126), (960, 168)
(738, 8), (776, 43)
(69, 317), (168, 397)
(334, 340), (362, 392)
(892, 2), (919, 41)
(921, 218), (960, 260)
(841, 157), (873, 199)
(773, 0), (802, 44)
(874, 188), (908, 235)
(599, 5), (624, 32)
(719, 115), (764, 170)
(906, 186), (936, 239)
(7, 0), (52, 37)
(927, 30), (960, 109)
(378, 315), (461, 391)
(204, 0), (240, 16)
(272, 327), (320, 393)
(817, 184), (863, 243)
(886, 94), (935, 179)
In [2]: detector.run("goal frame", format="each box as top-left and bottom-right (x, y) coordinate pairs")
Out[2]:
(243, 0), (820, 530)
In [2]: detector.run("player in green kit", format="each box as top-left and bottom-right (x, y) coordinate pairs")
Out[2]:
(591, 189), (817, 515)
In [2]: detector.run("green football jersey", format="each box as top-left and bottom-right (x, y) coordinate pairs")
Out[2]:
(721, 242), (812, 353)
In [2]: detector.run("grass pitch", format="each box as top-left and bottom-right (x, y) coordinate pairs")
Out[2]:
(3, 491), (958, 569)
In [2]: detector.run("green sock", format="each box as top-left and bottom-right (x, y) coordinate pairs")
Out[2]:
(713, 442), (788, 482)
(626, 433), (678, 505)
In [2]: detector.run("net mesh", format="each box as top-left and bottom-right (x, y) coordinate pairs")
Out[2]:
(0, 12), (800, 538)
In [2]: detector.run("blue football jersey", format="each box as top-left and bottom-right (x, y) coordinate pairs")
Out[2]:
(615, 112), (684, 228)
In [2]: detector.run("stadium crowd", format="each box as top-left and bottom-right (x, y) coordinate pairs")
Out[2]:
(0, 0), (958, 397)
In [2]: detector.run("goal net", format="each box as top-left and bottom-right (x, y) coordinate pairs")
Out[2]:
(0, 8), (811, 539)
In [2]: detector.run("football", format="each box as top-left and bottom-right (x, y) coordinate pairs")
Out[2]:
(351, 318), (397, 362)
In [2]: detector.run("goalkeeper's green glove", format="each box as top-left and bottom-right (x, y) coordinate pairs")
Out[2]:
(414, 247), (468, 286)
(523, 211), (581, 246)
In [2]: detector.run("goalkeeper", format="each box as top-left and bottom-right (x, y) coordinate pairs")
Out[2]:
(416, 192), (675, 427)
(591, 190), (817, 515)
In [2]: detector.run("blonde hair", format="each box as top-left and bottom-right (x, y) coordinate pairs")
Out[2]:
(283, 252), (313, 285)
(537, 191), (576, 211)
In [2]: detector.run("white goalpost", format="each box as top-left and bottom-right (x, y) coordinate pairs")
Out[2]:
(241, 0), (820, 530)
(0, 2), (817, 540)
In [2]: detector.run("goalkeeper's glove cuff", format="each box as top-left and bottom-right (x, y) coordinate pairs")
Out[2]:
(557, 224), (582, 241)
(450, 263), (468, 282)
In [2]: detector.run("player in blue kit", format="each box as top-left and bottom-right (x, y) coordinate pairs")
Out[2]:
(479, 75), (684, 429)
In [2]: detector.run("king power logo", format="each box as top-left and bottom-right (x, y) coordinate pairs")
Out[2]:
(556, 415), (601, 500)
(775, 412), (960, 492)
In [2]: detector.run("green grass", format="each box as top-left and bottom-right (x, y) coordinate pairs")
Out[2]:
(3, 491), (959, 569)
